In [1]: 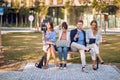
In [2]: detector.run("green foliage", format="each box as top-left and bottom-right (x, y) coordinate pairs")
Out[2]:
(114, 0), (120, 7)
(34, 0), (48, 17)
(102, 5), (118, 15)
(92, 0), (107, 13)
(34, 0), (41, 13)
(65, 1), (71, 10)
(19, 6), (29, 16)
(12, 0), (20, 13)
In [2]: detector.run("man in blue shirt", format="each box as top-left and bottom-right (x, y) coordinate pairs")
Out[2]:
(70, 20), (89, 72)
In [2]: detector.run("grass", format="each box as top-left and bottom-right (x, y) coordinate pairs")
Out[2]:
(2, 32), (120, 64)
(2, 32), (43, 62)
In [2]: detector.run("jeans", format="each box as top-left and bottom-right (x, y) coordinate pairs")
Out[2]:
(57, 47), (68, 62)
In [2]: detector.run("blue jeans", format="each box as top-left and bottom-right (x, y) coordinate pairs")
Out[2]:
(57, 47), (68, 62)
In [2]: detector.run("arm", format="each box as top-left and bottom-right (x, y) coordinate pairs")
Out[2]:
(70, 29), (78, 42)
(50, 31), (56, 43)
(42, 31), (46, 45)
(96, 30), (102, 45)
(44, 31), (56, 45)
(86, 30), (89, 44)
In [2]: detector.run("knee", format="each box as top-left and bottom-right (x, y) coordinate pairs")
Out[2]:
(57, 47), (62, 52)
(63, 47), (68, 51)
(79, 50), (85, 54)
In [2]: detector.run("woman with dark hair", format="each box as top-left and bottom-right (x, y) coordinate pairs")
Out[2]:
(56, 22), (70, 69)
(42, 21), (58, 68)
(86, 20), (104, 70)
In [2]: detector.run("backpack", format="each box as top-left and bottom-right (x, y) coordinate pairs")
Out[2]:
(35, 53), (47, 69)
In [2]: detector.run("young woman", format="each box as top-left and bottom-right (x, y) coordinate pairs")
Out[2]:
(42, 21), (58, 68)
(86, 20), (104, 70)
(56, 22), (70, 69)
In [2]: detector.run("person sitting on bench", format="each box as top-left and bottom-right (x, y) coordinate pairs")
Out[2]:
(56, 22), (70, 69)
(42, 21), (58, 69)
(70, 20), (94, 72)
(86, 20), (104, 70)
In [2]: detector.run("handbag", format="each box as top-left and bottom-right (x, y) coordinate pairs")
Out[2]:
(56, 40), (70, 47)
(35, 53), (47, 69)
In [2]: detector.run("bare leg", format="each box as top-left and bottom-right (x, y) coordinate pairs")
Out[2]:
(92, 60), (96, 70)
(50, 45), (58, 66)
(45, 48), (51, 68)
(96, 54), (104, 63)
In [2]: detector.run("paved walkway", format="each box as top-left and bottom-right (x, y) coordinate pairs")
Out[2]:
(0, 63), (120, 80)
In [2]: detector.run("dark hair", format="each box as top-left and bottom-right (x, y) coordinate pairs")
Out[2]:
(62, 22), (68, 29)
(78, 20), (83, 24)
(90, 20), (97, 26)
(47, 21), (54, 31)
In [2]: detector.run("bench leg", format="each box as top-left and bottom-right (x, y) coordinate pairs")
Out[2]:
(67, 54), (72, 60)
(96, 57), (99, 69)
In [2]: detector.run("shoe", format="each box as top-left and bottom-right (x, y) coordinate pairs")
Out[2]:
(92, 64), (97, 70)
(43, 65), (48, 69)
(63, 64), (67, 69)
(59, 63), (63, 69)
(100, 61), (104, 64)
(93, 67), (97, 70)
(81, 67), (88, 73)
(81, 67), (85, 72)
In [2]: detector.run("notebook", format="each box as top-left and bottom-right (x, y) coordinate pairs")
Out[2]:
(89, 38), (96, 44)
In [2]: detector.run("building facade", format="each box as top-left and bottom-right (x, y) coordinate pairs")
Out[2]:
(1, 0), (120, 28)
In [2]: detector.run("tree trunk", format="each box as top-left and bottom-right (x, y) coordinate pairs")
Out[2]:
(100, 11), (102, 29)
(16, 13), (18, 27)
(64, 8), (67, 22)
(36, 13), (39, 32)
(25, 16), (27, 27)
(6, 15), (8, 26)
(21, 15), (23, 27)
(34, 14), (37, 31)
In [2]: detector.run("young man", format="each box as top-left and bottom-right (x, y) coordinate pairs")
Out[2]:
(70, 20), (90, 72)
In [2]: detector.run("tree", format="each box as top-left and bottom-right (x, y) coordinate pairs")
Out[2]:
(34, 0), (49, 31)
(19, 6), (29, 27)
(63, 1), (71, 22)
(19, 0), (29, 27)
(12, 0), (20, 27)
(114, 0), (120, 7)
(91, 0), (107, 28)
(114, 0), (120, 17)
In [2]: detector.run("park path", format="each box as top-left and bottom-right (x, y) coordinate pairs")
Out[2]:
(0, 63), (120, 80)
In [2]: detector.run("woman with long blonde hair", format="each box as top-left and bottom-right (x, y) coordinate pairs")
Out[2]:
(86, 20), (104, 70)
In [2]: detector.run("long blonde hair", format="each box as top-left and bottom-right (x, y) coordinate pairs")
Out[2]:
(90, 20), (98, 36)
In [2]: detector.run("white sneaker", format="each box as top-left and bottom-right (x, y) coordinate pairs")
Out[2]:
(81, 67), (88, 73)
(63, 64), (67, 70)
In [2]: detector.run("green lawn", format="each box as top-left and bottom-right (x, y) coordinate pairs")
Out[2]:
(2, 32), (120, 64)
